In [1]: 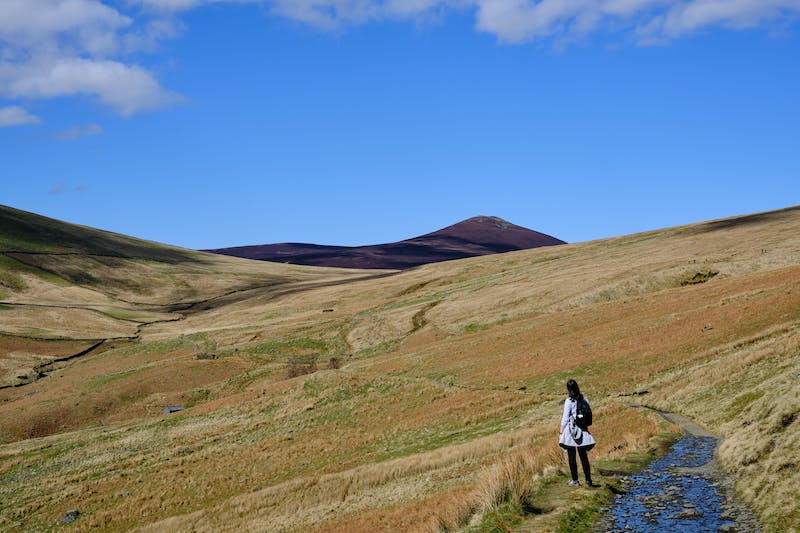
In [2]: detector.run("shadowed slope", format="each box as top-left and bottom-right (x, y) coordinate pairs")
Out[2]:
(205, 216), (566, 269)
(0, 205), (201, 263)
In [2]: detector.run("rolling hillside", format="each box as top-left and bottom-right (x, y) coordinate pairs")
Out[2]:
(205, 216), (566, 269)
(0, 205), (798, 532)
(0, 205), (389, 387)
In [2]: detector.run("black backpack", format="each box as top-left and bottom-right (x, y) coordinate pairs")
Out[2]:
(575, 396), (592, 430)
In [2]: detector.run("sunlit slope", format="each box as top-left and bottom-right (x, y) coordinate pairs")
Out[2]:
(0, 204), (391, 385)
(0, 206), (798, 532)
(145, 205), (800, 354)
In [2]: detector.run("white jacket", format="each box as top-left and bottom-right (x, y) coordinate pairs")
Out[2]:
(559, 396), (596, 449)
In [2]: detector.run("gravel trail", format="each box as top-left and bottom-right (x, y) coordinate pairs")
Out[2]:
(595, 411), (760, 533)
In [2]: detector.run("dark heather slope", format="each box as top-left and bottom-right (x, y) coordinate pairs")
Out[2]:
(205, 216), (566, 270)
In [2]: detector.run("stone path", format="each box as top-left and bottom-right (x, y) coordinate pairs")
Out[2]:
(595, 411), (761, 533)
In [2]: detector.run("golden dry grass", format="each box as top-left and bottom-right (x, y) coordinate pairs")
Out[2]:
(1, 205), (799, 531)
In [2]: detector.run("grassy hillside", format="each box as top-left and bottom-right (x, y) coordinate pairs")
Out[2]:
(0, 205), (390, 385)
(0, 205), (798, 532)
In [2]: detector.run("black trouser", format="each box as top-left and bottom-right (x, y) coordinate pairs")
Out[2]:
(567, 446), (592, 483)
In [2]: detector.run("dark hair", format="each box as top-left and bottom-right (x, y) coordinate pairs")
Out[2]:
(566, 379), (582, 400)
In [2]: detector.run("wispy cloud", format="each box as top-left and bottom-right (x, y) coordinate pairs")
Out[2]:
(263, 1), (800, 44)
(93, 1), (800, 42)
(0, 105), (40, 127)
(56, 123), (104, 140)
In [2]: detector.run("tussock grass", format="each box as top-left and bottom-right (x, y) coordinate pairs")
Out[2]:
(646, 325), (800, 531)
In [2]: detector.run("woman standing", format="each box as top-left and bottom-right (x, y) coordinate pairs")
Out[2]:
(559, 379), (596, 487)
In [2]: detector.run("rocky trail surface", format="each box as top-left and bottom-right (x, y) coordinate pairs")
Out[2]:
(595, 411), (761, 532)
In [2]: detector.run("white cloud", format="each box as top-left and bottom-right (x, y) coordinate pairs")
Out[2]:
(1, 0), (799, 120)
(263, 0), (800, 43)
(661, 0), (800, 36)
(267, 0), (451, 27)
(0, 0), (131, 55)
(0, 0), (181, 117)
(56, 123), (104, 140)
(1, 57), (182, 116)
(0, 105), (40, 127)
(133, 0), (264, 13)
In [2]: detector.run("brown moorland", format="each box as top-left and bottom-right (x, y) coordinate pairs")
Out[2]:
(0, 204), (798, 532)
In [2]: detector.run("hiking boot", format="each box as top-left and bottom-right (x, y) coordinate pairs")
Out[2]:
(585, 480), (598, 487)
(567, 479), (581, 487)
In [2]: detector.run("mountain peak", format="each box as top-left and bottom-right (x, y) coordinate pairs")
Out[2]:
(462, 216), (513, 228)
(207, 217), (565, 270)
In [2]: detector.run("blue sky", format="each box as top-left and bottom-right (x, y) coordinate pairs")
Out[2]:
(2, 1), (799, 249)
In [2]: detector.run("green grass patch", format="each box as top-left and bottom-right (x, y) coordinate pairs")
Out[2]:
(466, 474), (572, 533)
(0, 255), (28, 291)
(110, 336), (200, 358)
(462, 318), (508, 335)
(101, 308), (163, 322)
(0, 253), (72, 289)
(86, 367), (144, 388)
(17, 327), (48, 336)
(376, 404), (531, 462)
(355, 294), (441, 317)
(184, 388), (210, 408)
(725, 390), (765, 422)
(353, 338), (401, 359)
(554, 482), (615, 533)
(0, 439), (87, 488)
(467, 501), (527, 532)
(463, 322), (491, 334)
(302, 377), (326, 398)
(595, 431), (682, 476)
(251, 336), (329, 355)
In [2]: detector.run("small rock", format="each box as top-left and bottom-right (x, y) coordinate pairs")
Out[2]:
(196, 353), (218, 360)
(60, 510), (80, 524)
(176, 446), (194, 455)
(673, 509), (702, 520)
(718, 524), (737, 533)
